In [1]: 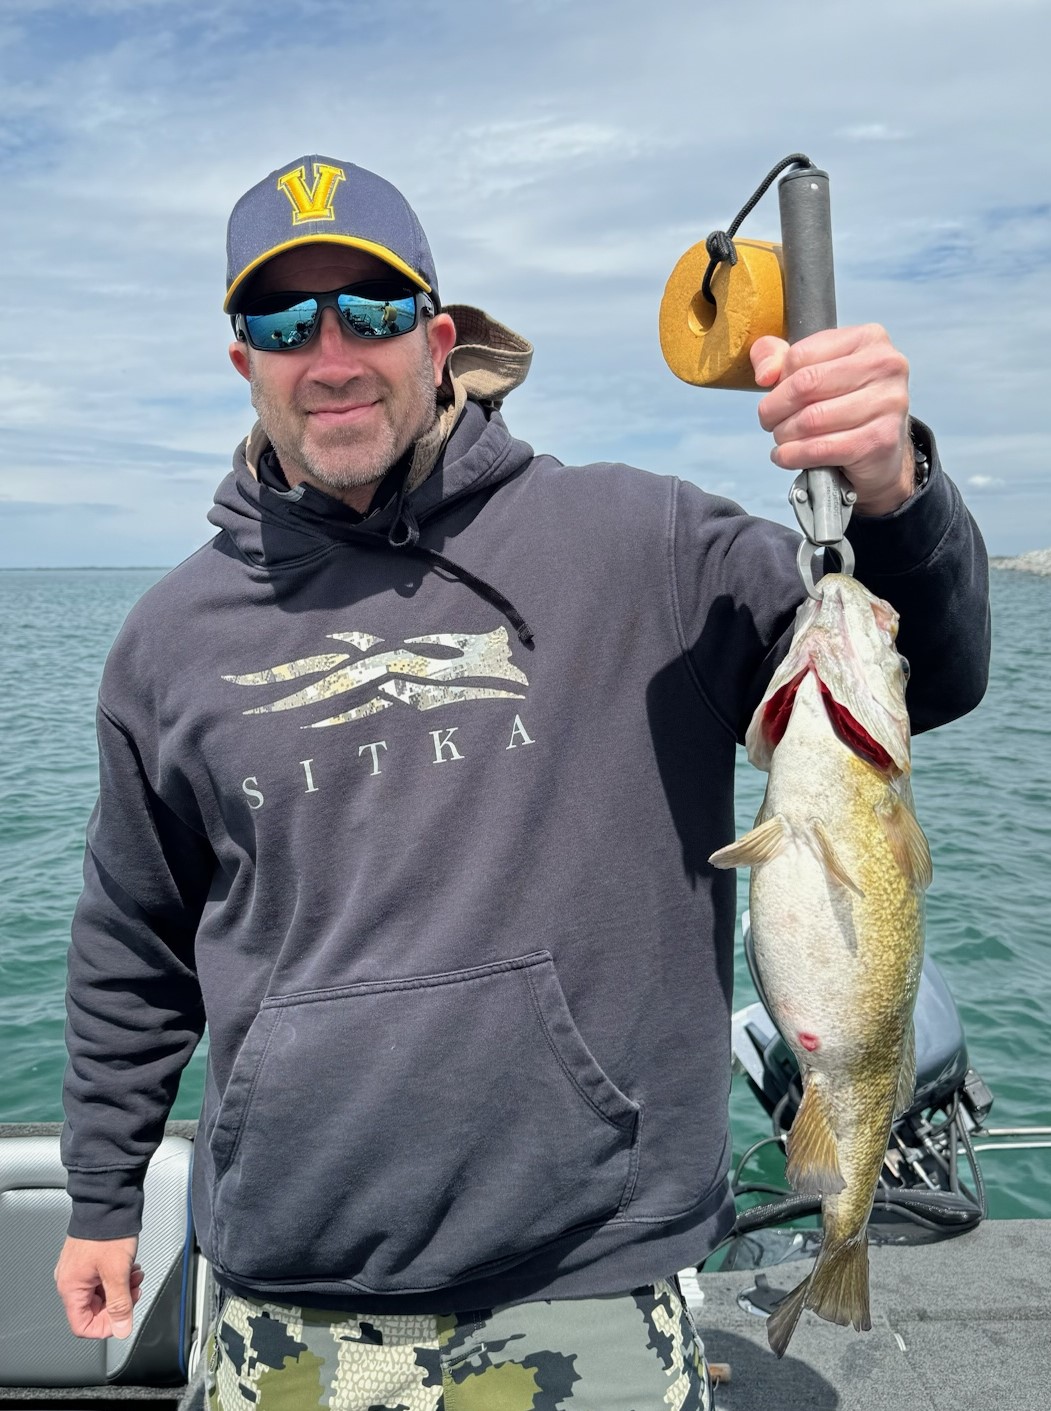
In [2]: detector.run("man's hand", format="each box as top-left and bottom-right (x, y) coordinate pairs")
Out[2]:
(750, 324), (915, 516)
(54, 1235), (143, 1339)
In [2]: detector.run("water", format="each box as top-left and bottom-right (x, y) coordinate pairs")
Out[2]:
(1, 568), (1048, 1219)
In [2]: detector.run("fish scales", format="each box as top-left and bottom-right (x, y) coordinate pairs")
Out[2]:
(710, 573), (930, 1358)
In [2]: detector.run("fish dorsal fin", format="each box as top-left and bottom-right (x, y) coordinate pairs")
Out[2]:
(808, 819), (865, 897)
(895, 1021), (917, 1119)
(708, 815), (787, 870)
(785, 1075), (846, 1195)
(876, 792), (933, 890)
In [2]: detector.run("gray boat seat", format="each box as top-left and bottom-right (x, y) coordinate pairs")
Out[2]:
(0, 1129), (195, 1387)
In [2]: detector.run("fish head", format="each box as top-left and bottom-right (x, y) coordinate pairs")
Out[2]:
(745, 573), (911, 775)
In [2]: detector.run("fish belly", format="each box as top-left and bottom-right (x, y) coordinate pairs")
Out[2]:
(748, 674), (922, 1080)
(747, 679), (925, 1355)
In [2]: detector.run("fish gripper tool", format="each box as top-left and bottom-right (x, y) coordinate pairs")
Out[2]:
(778, 163), (856, 597)
(659, 156), (857, 599)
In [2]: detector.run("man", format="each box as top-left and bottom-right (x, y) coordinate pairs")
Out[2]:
(55, 155), (989, 1410)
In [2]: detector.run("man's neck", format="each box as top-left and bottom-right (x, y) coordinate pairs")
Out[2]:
(281, 466), (378, 513)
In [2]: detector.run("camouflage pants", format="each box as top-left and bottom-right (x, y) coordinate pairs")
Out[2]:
(206, 1278), (711, 1411)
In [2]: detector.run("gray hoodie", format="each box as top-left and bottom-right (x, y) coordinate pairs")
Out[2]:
(62, 317), (989, 1311)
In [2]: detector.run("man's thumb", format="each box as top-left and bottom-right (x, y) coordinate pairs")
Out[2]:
(102, 1275), (135, 1339)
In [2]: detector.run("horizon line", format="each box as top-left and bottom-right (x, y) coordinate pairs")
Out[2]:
(0, 565), (173, 572)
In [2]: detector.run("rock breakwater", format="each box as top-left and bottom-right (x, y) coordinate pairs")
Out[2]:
(990, 548), (1051, 576)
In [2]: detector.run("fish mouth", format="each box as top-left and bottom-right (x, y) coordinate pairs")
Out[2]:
(745, 574), (911, 776)
(761, 666), (897, 772)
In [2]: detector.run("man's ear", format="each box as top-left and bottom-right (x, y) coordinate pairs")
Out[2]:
(427, 312), (458, 387)
(229, 337), (251, 381)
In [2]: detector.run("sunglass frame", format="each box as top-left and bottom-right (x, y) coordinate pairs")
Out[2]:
(232, 281), (434, 352)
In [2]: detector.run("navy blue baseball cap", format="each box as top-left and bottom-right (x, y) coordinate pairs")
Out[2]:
(224, 155), (439, 313)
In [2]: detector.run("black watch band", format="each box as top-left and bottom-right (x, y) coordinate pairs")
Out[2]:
(909, 422), (931, 491)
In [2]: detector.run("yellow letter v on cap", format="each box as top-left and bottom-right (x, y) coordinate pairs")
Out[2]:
(276, 163), (346, 225)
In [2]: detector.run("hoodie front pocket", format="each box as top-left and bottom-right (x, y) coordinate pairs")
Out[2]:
(208, 951), (639, 1293)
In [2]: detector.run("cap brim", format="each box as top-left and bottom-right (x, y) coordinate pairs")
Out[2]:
(224, 234), (432, 312)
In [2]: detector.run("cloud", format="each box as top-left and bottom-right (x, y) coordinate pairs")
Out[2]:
(967, 475), (1007, 492)
(837, 123), (908, 142)
(460, 116), (640, 172)
(1, 0), (1049, 562)
(870, 204), (1051, 283)
(1, 500), (123, 516)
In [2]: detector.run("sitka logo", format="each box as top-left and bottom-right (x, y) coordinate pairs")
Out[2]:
(276, 162), (345, 224)
(223, 627), (528, 729)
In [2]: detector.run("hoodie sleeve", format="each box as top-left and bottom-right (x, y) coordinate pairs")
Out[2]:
(844, 420), (991, 733)
(671, 420), (990, 742)
(61, 700), (213, 1240)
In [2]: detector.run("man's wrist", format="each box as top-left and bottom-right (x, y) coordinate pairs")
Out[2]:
(853, 421), (929, 517)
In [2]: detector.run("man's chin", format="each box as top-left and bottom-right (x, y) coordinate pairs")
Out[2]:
(302, 462), (390, 494)
(298, 435), (401, 494)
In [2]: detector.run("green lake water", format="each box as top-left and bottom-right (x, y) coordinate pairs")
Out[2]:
(1, 567), (1048, 1219)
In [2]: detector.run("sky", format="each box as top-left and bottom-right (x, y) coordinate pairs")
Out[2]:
(0, 0), (1048, 566)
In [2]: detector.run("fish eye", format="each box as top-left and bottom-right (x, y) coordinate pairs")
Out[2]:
(899, 654), (911, 685)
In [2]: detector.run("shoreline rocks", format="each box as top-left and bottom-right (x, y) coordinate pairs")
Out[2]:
(989, 548), (1051, 576)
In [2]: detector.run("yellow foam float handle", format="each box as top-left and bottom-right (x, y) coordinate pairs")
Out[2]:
(659, 238), (787, 391)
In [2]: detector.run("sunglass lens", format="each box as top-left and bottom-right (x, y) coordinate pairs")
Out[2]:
(337, 288), (418, 338)
(243, 297), (320, 349)
(239, 284), (421, 349)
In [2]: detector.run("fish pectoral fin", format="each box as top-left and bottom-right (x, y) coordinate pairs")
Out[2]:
(785, 1077), (846, 1195)
(708, 815), (787, 870)
(876, 793), (933, 889)
(808, 819), (865, 897)
(894, 1021), (917, 1119)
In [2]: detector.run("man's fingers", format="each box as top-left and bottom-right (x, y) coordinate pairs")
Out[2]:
(100, 1271), (135, 1338)
(766, 388), (900, 449)
(751, 325), (881, 388)
(58, 1281), (104, 1339)
(750, 321), (913, 514)
(749, 335), (788, 386)
(773, 323), (891, 373)
(768, 416), (903, 474)
(54, 1234), (140, 1340)
(98, 1254), (137, 1339)
(758, 346), (909, 430)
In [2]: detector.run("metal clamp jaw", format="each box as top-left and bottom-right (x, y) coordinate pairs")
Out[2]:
(790, 465), (856, 597)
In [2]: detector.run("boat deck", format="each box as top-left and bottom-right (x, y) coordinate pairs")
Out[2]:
(682, 1218), (1051, 1410)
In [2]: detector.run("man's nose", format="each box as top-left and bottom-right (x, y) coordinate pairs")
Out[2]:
(308, 306), (369, 379)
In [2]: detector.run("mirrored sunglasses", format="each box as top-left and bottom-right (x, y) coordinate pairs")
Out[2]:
(234, 280), (432, 351)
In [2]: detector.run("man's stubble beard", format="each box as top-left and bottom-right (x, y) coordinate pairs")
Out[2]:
(250, 341), (440, 493)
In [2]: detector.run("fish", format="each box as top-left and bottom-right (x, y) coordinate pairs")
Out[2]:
(709, 572), (931, 1358)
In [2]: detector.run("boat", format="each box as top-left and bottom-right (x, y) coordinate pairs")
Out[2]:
(2, 917), (1048, 1410)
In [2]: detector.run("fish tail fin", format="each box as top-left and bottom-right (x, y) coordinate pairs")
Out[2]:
(766, 1238), (872, 1357)
(766, 1272), (810, 1358)
(808, 1237), (872, 1332)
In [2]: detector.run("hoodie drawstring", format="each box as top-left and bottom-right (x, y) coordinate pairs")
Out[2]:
(310, 474), (535, 647)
